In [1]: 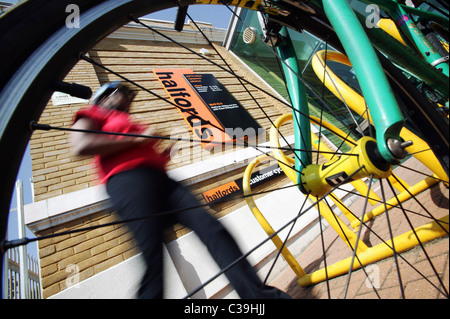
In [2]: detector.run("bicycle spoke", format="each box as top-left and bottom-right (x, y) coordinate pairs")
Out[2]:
(316, 198), (331, 298)
(341, 175), (381, 299)
(397, 163), (448, 182)
(390, 173), (449, 235)
(379, 179), (405, 299)
(386, 178), (449, 298)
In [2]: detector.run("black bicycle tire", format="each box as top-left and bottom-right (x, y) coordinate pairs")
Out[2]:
(0, 0), (177, 291)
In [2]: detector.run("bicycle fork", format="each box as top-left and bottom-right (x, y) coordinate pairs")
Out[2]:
(273, 1), (412, 196)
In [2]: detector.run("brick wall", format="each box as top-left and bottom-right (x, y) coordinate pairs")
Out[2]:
(30, 58), (102, 202)
(38, 208), (137, 298)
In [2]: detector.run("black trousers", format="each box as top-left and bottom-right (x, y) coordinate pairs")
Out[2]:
(106, 167), (290, 299)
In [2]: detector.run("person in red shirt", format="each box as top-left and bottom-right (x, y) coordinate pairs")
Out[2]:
(70, 81), (290, 299)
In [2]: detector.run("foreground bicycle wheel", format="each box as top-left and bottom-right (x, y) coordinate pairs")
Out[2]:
(0, 0), (448, 299)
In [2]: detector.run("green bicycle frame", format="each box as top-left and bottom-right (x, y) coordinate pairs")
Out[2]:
(356, 15), (449, 98)
(393, 5), (449, 77)
(275, 27), (311, 187)
(363, 0), (449, 77)
(322, 0), (404, 163)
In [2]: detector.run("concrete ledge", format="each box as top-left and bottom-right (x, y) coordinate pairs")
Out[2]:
(25, 135), (295, 232)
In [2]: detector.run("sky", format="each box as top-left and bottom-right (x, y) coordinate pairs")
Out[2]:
(5, 1), (234, 261)
(145, 5), (233, 29)
(8, 145), (36, 258)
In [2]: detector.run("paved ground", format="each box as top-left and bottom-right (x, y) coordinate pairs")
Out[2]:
(269, 158), (449, 299)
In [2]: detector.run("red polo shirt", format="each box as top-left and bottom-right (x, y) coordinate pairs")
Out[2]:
(74, 105), (169, 183)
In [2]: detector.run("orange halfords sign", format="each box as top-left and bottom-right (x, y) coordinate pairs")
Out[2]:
(153, 69), (233, 148)
(202, 164), (284, 205)
(202, 181), (240, 204)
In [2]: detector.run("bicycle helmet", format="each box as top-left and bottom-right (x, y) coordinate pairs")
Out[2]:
(90, 81), (136, 108)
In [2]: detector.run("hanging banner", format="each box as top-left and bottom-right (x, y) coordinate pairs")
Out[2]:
(153, 69), (261, 148)
(51, 92), (89, 106)
(202, 164), (284, 205)
(183, 73), (262, 138)
(153, 69), (233, 148)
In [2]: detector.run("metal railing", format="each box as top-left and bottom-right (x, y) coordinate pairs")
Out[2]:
(4, 248), (41, 299)
(3, 179), (41, 299)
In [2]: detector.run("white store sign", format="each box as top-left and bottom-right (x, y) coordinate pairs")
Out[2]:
(52, 92), (89, 106)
